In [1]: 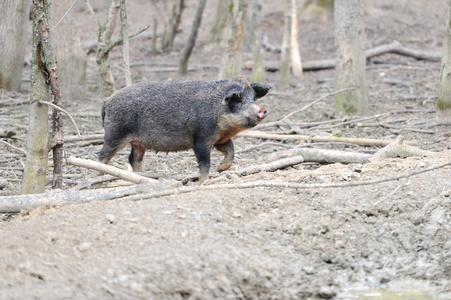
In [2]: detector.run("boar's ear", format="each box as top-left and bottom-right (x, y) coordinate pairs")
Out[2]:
(251, 83), (271, 100)
(222, 84), (245, 105)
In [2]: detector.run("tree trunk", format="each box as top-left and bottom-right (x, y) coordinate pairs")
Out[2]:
(50, 0), (87, 103)
(250, 0), (265, 83)
(279, 0), (292, 89)
(218, 0), (249, 80)
(334, 0), (369, 115)
(36, 0), (64, 189)
(437, 0), (451, 119)
(21, 0), (50, 194)
(0, 1), (29, 91)
(290, 0), (303, 77)
(210, 0), (232, 44)
(162, 0), (184, 51)
(119, 0), (132, 86)
(179, 0), (207, 75)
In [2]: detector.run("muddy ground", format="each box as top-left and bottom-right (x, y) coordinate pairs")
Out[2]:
(1, 0), (451, 299)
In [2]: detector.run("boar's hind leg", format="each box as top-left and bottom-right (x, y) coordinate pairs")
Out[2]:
(215, 140), (234, 172)
(193, 141), (211, 183)
(129, 141), (147, 172)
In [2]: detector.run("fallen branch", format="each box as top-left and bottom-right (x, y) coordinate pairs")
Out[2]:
(370, 135), (433, 162)
(236, 156), (305, 176)
(66, 156), (158, 184)
(267, 147), (372, 164)
(0, 181), (178, 213)
(245, 41), (441, 72)
(121, 160), (451, 202)
(238, 131), (418, 146)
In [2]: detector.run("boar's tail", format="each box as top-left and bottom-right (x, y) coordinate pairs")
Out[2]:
(101, 101), (106, 127)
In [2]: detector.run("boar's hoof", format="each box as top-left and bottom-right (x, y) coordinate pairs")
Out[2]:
(217, 161), (233, 172)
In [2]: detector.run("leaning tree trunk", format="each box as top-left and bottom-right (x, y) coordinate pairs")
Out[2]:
(50, 0), (87, 103)
(334, 0), (369, 115)
(250, 0), (265, 83)
(279, 0), (292, 89)
(22, 1), (51, 194)
(179, 0), (207, 75)
(437, 0), (451, 119)
(0, 1), (29, 91)
(218, 0), (249, 80)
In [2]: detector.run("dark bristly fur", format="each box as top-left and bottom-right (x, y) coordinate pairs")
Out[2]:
(99, 78), (271, 182)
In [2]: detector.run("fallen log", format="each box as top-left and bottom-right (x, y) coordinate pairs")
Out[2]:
(245, 41), (441, 72)
(66, 156), (158, 184)
(238, 131), (418, 146)
(0, 181), (178, 213)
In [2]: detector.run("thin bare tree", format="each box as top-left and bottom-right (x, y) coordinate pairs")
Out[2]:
(85, 0), (120, 97)
(279, 0), (292, 89)
(179, 0), (207, 75)
(162, 0), (185, 51)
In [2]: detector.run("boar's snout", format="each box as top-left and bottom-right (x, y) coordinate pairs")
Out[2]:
(258, 107), (267, 120)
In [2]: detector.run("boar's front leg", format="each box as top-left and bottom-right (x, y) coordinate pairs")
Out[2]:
(215, 140), (234, 172)
(193, 141), (211, 183)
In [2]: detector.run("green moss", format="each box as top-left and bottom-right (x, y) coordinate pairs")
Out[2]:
(437, 98), (451, 110)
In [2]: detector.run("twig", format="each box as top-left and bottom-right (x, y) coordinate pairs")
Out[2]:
(39, 100), (81, 136)
(106, 25), (151, 54)
(0, 140), (26, 156)
(51, 0), (77, 32)
(282, 88), (355, 120)
(84, 0), (101, 27)
(121, 160), (451, 202)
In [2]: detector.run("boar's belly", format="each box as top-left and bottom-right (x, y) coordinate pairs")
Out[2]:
(140, 134), (193, 152)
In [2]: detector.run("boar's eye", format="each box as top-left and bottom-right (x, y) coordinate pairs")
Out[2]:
(251, 83), (271, 100)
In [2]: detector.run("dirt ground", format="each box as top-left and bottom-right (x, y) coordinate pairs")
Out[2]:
(1, 0), (451, 299)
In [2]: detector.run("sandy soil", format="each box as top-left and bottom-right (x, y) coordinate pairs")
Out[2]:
(1, 0), (451, 299)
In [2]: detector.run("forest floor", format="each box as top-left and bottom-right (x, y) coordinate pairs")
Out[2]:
(1, 0), (451, 299)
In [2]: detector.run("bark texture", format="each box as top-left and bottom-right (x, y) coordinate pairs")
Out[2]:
(21, 1), (50, 194)
(218, 0), (249, 80)
(37, 0), (64, 189)
(250, 0), (265, 83)
(50, 0), (87, 102)
(334, 0), (369, 115)
(437, 0), (451, 119)
(0, 0), (29, 91)
(210, 0), (232, 43)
